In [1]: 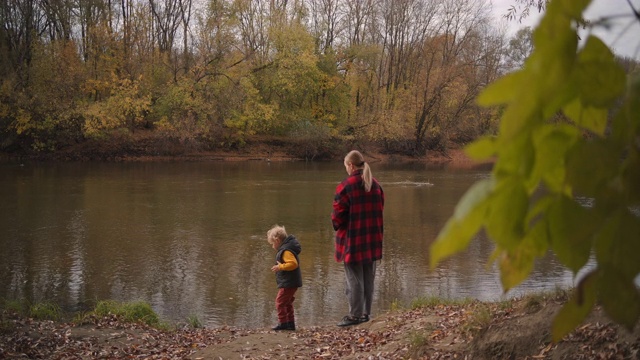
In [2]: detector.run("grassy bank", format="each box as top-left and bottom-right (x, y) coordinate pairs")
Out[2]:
(1, 291), (638, 359)
(0, 298), (204, 332)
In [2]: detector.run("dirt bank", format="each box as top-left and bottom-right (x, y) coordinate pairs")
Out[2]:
(1, 294), (638, 359)
(1, 133), (492, 169)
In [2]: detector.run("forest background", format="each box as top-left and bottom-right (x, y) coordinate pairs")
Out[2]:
(3, 0), (635, 161)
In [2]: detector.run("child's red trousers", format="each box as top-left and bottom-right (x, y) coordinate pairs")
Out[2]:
(275, 287), (297, 323)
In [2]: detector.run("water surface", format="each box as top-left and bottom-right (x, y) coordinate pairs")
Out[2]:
(0, 161), (580, 328)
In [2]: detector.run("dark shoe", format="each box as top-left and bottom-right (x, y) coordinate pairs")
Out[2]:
(337, 316), (361, 327)
(360, 314), (370, 323)
(272, 322), (296, 331)
(272, 323), (289, 330)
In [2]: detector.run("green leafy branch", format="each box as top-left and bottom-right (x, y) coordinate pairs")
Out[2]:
(430, 0), (640, 341)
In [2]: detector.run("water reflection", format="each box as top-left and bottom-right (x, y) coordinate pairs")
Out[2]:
(0, 161), (585, 328)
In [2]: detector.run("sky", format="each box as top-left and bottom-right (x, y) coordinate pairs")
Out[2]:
(491, 0), (640, 59)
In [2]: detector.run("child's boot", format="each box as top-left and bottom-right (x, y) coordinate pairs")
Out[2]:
(286, 321), (296, 330)
(272, 323), (289, 330)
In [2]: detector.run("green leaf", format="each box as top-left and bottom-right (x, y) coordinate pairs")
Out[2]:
(532, 5), (577, 95)
(522, 217), (551, 258)
(476, 72), (523, 106)
(497, 95), (539, 140)
(552, 270), (597, 342)
(562, 98), (608, 135)
(439, 0), (639, 336)
(531, 124), (579, 192)
(498, 248), (534, 292)
(430, 178), (494, 269)
(598, 265), (640, 331)
(493, 130), (535, 181)
(523, 5), (580, 118)
(485, 178), (528, 250)
(464, 136), (495, 161)
(541, 77), (579, 120)
(621, 151), (640, 203)
(548, 196), (595, 273)
(533, 7), (574, 60)
(566, 139), (620, 197)
(479, 67), (541, 141)
(498, 219), (550, 291)
(574, 36), (626, 107)
(558, 0), (592, 18)
(526, 195), (554, 225)
(611, 72), (640, 144)
(594, 210), (640, 279)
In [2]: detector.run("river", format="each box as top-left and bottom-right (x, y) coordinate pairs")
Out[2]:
(0, 160), (581, 328)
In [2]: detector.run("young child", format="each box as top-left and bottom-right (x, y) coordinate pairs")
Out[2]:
(267, 224), (302, 331)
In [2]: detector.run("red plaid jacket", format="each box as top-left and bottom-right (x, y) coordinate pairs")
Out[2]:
(332, 170), (384, 263)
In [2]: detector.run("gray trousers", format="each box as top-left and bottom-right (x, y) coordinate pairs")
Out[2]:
(343, 261), (377, 317)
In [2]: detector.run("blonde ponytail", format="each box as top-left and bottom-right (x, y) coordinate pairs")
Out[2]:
(362, 163), (372, 192)
(345, 150), (373, 192)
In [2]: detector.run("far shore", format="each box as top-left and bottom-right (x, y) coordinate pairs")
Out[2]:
(0, 142), (494, 170)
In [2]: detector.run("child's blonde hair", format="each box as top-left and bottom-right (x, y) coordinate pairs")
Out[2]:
(267, 225), (287, 245)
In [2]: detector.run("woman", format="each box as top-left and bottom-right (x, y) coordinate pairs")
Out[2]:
(331, 150), (384, 326)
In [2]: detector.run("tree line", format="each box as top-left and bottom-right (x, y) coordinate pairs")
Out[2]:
(0, 0), (507, 156)
(0, 0), (630, 158)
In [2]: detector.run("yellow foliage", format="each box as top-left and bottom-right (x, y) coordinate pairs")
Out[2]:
(83, 75), (151, 137)
(13, 110), (32, 135)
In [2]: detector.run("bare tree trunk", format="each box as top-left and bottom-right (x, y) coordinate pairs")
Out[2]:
(179, 0), (192, 73)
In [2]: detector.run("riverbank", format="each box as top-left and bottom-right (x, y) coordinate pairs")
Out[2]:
(1, 293), (638, 359)
(0, 133), (492, 169)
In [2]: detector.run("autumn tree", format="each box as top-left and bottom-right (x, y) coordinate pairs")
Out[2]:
(84, 75), (151, 136)
(1, 0), (90, 150)
(333, 0), (382, 140)
(0, 0), (508, 154)
(306, 0), (341, 53)
(406, 0), (501, 155)
(233, 0), (273, 66)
